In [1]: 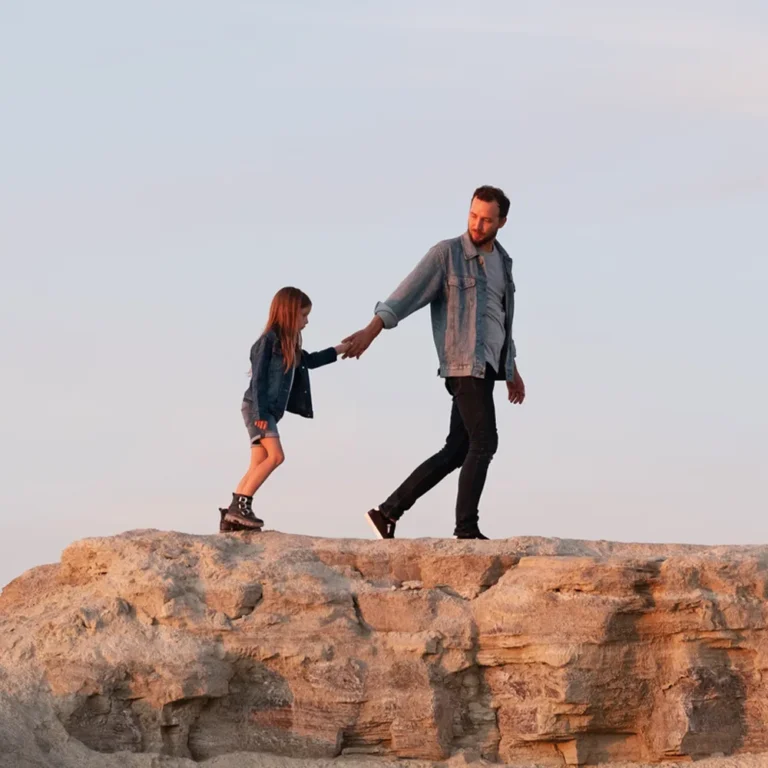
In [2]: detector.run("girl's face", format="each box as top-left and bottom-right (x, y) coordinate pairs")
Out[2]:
(299, 305), (311, 331)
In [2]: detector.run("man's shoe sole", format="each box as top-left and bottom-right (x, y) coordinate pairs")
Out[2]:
(365, 510), (394, 540)
(366, 511), (385, 539)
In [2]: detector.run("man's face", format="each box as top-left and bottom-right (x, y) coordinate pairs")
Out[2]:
(468, 197), (506, 247)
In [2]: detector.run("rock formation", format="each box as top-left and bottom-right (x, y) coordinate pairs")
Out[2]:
(2, 529), (768, 768)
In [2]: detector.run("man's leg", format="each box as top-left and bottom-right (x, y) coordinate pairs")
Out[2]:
(378, 395), (469, 523)
(452, 371), (498, 536)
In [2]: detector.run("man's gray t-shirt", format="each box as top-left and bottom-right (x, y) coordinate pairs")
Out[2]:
(483, 244), (506, 373)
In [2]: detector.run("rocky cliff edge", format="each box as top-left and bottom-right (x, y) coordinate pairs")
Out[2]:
(2, 529), (768, 768)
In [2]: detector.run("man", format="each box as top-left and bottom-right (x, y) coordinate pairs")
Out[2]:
(343, 186), (525, 540)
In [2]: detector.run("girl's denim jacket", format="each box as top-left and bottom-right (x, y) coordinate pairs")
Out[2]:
(243, 329), (337, 422)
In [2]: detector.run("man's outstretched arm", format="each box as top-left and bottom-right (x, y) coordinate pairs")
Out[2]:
(343, 245), (444, 359)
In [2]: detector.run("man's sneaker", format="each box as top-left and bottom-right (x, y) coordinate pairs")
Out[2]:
(366, 508), (396, 539)
(455, 530), (489, 540)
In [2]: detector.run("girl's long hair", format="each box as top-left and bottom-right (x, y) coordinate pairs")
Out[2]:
(264, 287), (311, 371)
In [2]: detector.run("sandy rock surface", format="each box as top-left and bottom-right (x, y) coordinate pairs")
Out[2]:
(2, 529), (768, 767)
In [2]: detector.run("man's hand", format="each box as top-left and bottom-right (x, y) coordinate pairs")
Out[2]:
(254, 420), (268, 430)
(342, 316), (384, 359)
(507, 367), (525, 404)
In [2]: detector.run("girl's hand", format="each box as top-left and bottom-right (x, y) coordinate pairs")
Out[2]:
(254, 420), (268, 430)
(335, 342), (351, 356)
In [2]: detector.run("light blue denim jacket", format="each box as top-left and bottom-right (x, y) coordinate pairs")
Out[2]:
(375, 232), (517, 380)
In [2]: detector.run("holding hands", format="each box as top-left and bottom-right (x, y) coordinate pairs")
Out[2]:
(340, 316), (384, 359)
(336, 317), (526, 407)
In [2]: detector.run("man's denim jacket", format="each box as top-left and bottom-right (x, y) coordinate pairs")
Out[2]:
(375, 232), (517, 380)
(243, 329), (337, 421)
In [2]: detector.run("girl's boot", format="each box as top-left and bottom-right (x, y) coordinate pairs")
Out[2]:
(219, 507), (246, 532)
(223, 493), (264, 530)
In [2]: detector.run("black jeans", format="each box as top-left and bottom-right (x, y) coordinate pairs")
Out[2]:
(379, 364), (499, 535)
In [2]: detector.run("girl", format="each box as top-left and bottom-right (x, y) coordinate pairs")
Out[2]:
(219, 286), (348, 531)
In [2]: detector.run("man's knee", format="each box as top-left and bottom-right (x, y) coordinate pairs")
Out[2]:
(439, 440), (468, 470)
(468, 429), (498, 459)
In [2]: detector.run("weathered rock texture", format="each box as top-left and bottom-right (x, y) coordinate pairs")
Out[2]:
(2, 530), (768, 768)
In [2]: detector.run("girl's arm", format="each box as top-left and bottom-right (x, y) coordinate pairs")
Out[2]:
(250, 334), (274, 420)
(301, 347), (339, 370)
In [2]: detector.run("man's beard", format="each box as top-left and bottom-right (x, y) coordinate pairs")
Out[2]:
(468, 227), (497, 248)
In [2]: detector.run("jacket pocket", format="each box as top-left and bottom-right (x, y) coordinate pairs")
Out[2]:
(447, 275), (477, 289)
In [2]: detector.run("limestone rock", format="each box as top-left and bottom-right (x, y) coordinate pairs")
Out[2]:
(1, 529), (768, 767)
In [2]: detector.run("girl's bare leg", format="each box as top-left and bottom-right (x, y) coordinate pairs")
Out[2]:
(235, 444), (267, 495)
(236, 437), (285, 497)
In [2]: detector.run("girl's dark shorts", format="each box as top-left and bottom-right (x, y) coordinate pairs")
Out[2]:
(241, 401), (280, 444)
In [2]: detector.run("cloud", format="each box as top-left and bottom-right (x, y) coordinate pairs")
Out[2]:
(256, 1), (768, 54)
(636, 172), (768, 208)
(251, 3), (768, 119)
(690, 173), (768, 203)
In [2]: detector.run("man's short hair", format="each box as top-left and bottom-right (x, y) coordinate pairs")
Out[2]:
(472, 185), (510, 219)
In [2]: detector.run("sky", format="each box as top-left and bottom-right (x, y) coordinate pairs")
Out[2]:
(1, 1), (767, 588)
